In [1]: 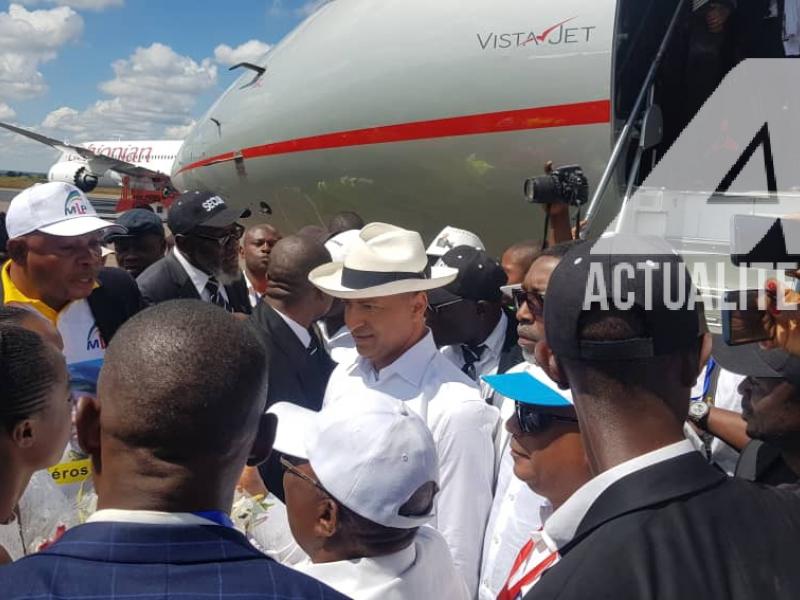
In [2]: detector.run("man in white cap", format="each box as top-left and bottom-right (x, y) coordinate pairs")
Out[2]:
(270, 399), (470, 600)
(426, 225), (485, 265)
(1, 182), (142, 392)
(309, 222), (500, 596)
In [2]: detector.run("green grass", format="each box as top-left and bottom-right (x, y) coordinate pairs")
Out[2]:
(0, 176), (120, 196)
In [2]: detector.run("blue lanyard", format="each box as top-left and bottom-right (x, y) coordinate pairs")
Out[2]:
(691, 358), (716, 402)
(192, 510), (234, 528)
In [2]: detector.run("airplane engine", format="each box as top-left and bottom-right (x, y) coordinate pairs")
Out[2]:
(48, 161), (100, 193)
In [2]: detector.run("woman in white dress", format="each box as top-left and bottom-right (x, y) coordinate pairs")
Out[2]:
(0, 324), (72, 563)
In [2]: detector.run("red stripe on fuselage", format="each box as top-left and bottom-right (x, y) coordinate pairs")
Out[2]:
(176, 99), (611, 175)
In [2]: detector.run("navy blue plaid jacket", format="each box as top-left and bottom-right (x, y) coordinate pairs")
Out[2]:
(0, 521), (350, 600)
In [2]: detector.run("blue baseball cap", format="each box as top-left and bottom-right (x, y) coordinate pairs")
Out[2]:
(483, 368), (573, 408)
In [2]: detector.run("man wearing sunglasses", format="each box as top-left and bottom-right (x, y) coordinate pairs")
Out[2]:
(477, 240), (584, 600)
(137, 191), (252, 313)
(484, 374), (591, 599)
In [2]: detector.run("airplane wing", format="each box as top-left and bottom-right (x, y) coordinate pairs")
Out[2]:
(0, 121), (168, 180)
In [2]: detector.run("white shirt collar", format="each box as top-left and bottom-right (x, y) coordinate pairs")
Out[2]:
(355, 330), (438, 388)
(544, 439), (695, 548)
(273, 307), (312, 348)
(87, 508), (223, 527)
(173, 248), (210, 297)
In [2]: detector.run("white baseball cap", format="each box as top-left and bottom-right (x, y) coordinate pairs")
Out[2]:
(5, 182), (124, 239)
(269, 399), (439, 529)
(426, 226), (485, 258)
(323, 229), (360, 263)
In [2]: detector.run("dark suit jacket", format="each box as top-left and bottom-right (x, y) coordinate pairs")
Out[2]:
(136, 251), (251, 313)
(0, 266), (142, 345)
(498, 307), (524, 375)
(0, 521), (348, 599)
(250, 301), (335, 501)
(526, 452), (800, 600)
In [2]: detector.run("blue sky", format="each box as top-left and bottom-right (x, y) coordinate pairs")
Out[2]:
(0, 0), (317, 171)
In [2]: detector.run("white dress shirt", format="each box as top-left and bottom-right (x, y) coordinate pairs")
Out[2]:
(685, 365), (745, 475)
(323, 331), (499, 597)
(294, 526), (470, 600)
(87, 509), (224, 527)
(478, 361), (553, 600)
(243, 271), (262, 308)
(440, 312), (508, 400)
(273, 307), (311, 348)
(479, 457), (548, 600)
(545, 440), (696, 548)
(173, 248), (229, 304)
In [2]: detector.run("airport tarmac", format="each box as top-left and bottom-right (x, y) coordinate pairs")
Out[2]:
(0, 187), (119, 217)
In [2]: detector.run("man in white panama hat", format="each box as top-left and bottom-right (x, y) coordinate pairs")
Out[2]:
(309, 222), (500, 596)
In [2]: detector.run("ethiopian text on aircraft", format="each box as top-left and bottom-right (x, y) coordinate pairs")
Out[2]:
(477, 17), (596, 51)
(84, 144), (153, 163)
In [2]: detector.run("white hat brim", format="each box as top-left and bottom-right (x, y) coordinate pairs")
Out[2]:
(267, 402), (316, 460)
(39, 216), (125, 237)
(309, 262), (458, 299)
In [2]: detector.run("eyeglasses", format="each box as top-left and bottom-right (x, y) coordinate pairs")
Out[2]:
(426, 297), (465, 316)
(502, 284), (545, 317)
(279, 456), (329, 495)
(188, 223), (245, 247)
(515, 401), (578, 434)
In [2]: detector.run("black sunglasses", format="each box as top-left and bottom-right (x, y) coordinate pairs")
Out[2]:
(515, 401), (578, 434)
(516, 289), (545, 317)
(187, 223), (245, 247)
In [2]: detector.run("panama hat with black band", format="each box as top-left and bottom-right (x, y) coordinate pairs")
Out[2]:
(308, 222), (458, 299)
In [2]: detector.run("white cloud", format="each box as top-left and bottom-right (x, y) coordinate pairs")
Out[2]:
(296, 0), (329, 17)
(213, 40), (270, 66)
(164, 120), (196, 139)
(38, 43), (218, 142)
(0, 102), (16, 120)
(0, 3), (83, 100)
(17, 0), (123, 11)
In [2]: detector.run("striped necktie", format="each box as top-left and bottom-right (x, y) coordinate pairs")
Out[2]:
(461, 344), (488, 381)
(205, 278), (232, 312)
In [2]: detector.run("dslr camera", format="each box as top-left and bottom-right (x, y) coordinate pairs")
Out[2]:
(524, 164), (589, 206)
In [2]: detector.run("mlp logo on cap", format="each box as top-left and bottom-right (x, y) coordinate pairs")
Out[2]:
(86, 324), (106, 352)
(64, 190), (90, 216)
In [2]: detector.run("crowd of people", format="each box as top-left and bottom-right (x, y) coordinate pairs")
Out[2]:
(2, 180), (800, 599)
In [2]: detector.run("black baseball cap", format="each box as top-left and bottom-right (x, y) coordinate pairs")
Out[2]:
(427, 245), (507, 305)
(545, 234), (700, 361)
(712, 336), (800, 387)
(167, 190), (250, 236)
(105, 208), (165, 241)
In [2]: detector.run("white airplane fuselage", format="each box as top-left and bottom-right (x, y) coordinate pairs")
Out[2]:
(171, 0), (618, 250)
(51, 139), (183, 190)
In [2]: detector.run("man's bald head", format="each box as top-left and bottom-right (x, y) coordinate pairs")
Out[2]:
(266, 235), (331, 304)
(96, 300), (269, 461)
(502, 239), (542, 286)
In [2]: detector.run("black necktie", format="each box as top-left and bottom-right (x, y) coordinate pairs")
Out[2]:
(307, 333), (319, 356)
(206, 278), (232, 312)
(461, 344), (488, 381)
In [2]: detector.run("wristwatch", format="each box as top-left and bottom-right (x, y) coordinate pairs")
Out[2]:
(688, 400), (711, 430)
